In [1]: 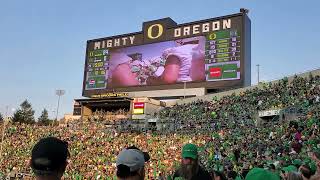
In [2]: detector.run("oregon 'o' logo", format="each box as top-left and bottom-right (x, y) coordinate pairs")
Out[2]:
(147, 24), (164, 39)
(209, 33), (217, 40)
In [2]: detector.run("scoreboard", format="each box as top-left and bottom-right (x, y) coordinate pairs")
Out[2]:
(83, 12), (251, 97)
(205, 29), (241, 81)
(86, 49), (109, 89)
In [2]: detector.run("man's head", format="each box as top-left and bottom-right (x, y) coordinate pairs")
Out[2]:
(179, 143), (199, 180)
(181, 143), (198, 163)
(30, 137), (69, 180)
(287, 172), (303, 180)
(312, 149), (320, 161)
(116, 148), (148, 180)
(299, 164), (313, 179)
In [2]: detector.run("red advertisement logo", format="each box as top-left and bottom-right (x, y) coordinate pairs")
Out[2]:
(209, 67), (222, 78)
(89, 79), (96, 85)
(134, 102), (145, 109)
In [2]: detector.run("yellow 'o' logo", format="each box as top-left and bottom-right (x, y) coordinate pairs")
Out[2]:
(209, 33), (216, 40)
(147, 24), (163, 39)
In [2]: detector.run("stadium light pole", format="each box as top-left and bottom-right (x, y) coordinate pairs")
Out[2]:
(183, 81), (187, 99)
(55, 90), (65, 121)
(52, 110), (56, 120)
(256, 64), (260, 84)
(4, 106), (8, 119)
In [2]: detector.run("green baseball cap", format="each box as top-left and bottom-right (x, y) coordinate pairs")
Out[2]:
(245, 168), (280, 180)
(182, 143), (198, 160)
(282, 165), (297, 173)
(292, 159), (302, 166)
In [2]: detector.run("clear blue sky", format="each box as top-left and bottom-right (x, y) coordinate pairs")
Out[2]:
(0, 0), (319, 119)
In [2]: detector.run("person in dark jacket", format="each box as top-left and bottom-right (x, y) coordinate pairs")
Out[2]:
(173, 143), (211, 180)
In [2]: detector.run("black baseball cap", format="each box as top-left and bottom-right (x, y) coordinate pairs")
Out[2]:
(31, 137), (70, 174)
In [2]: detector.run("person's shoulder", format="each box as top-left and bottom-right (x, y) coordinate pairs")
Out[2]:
(173, 169), (179, 177)
(197, 166), (212, 179)
(173, 177), (185, 180)
(173, 168), (187, 179)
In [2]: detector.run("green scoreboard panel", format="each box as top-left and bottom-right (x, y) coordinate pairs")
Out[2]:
(205, 29), (240, 81)
(85, 49), (109, 90)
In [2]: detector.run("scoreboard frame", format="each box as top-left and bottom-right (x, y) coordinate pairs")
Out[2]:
(82, 12), (251, 97)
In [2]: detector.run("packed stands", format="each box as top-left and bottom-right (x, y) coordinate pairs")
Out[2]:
(0, 73), (319, 179)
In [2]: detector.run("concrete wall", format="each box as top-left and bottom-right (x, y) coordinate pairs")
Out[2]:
(127, 88), (206, 99)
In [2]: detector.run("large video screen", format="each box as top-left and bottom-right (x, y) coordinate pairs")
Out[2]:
(83, 13), (251, 97)
(85, 30), (240, 90)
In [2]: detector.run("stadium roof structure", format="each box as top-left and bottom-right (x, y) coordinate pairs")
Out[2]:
(75, 97), (132, 103)
(74, 97), (132, 108)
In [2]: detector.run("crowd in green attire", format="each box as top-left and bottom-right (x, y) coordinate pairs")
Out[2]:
(0, 74), (320, 179)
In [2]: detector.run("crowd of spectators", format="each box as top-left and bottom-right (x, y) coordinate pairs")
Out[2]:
(0, 122), (212, 179)
(89, 109), (129, 122)
(0, 74), (319, 179)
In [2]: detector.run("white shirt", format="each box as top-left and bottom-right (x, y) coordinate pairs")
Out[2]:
(162, 44), (197, 82)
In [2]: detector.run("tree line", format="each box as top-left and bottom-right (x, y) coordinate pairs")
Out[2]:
(0, 100), (57, 125)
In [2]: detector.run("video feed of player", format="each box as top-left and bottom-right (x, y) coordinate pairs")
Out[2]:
(85, 30), (240, 90)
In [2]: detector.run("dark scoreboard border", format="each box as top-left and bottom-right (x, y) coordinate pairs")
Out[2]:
(82, 12), (251, 97)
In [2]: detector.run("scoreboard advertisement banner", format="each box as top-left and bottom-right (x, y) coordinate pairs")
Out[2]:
(83, 12), (250, 97)
(133, 102), (145, 114)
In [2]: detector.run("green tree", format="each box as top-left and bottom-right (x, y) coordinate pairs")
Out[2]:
(38, 108), (50, 125)
(12, 100), (35, 124)
(0, 112), (3, 122)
